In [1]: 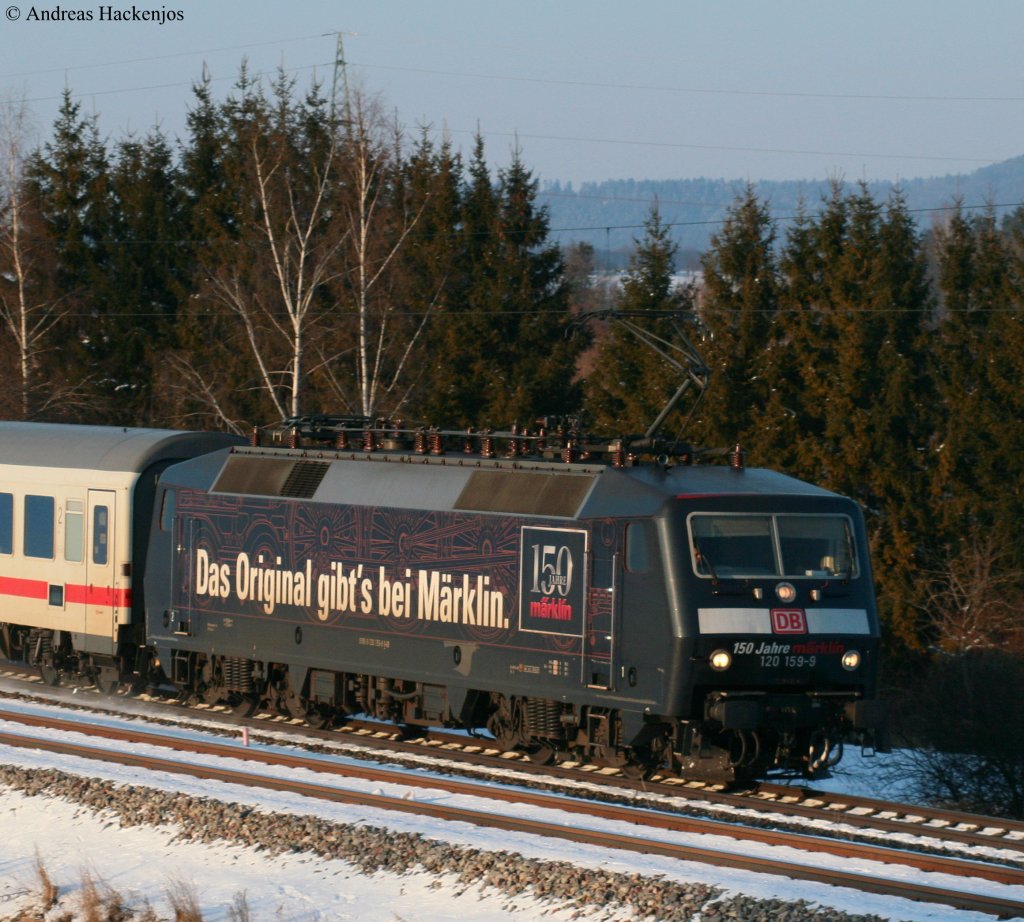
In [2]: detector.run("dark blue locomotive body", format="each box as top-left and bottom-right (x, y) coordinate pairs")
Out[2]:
(144, 440), (885, 779)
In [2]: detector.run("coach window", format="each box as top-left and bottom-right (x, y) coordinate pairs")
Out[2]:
(64, 499), (84, 563)
(0, 493), (12, 555)
(92, 505), (109, 566)
(625, 522), (653, 573)
(24, 495), (55, 559)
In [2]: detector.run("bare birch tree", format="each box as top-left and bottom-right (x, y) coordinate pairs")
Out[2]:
(333, 92), (431, 418)
(920, 534), (1024, 654)
(0, 96), (75, 419)
(201, 135), (348, 420)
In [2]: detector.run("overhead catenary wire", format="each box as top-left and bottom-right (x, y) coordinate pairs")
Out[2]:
(3, 42), (1017, 172)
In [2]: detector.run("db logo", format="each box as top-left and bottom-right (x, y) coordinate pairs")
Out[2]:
(771, 608), (807, 634)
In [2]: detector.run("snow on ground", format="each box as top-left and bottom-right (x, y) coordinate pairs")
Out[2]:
(0, 694), (1016, 921)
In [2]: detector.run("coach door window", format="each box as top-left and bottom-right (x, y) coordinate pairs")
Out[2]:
(64, 499), (84, 563)
(92, 505), (109, 566)
(24, 495), (54, 559)
(0, 493), (12, 555)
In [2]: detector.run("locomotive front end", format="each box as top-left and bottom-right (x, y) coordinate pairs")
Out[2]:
(669, 481), (887, 779)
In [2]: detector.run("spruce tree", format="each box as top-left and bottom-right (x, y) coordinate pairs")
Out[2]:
(104, 129), (189, 421)
(421, 139), (585, 429)
(777, 182), (931, 646)
(24, 89), (112, 419)
(935, 206), (1024, 543)
(393, 130), (463, 419)
(691, 184), (782, 458)
(585, 205), (696, 438)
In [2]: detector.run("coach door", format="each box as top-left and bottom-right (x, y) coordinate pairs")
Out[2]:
(85, 490), (117, 652)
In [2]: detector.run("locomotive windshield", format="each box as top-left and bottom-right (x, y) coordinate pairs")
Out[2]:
(688, 513), (857, 579)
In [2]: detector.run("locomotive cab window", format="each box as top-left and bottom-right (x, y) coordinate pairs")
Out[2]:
(688, 513), (857, 579)
(0, 492), (12, 555)
(24, 495), (55, 559)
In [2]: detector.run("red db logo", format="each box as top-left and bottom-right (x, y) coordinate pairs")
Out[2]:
(771, 609), (807, 634)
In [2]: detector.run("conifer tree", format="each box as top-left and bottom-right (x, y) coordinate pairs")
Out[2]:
(421, 139), (586, 428)
(777, 182), (931, 646)
(932, 205), (1022, 549)
(585, 205), (696, 438)
(166, 66), (273, 429)
(861, 189), (932, 644)
(417, 135), (500, 425)
(690, 184), (782, 457)
(105, 129), (189, 420)
(24, 89), (112, 418)
(775, 201), (826, 464)
(389, 129), (463, 418)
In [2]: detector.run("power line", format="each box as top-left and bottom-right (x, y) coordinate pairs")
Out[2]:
(5, 44), (1013, 174)
(54, 196), (1012, 245)
(469, 127), (999, 167)
(10, 42), (1024, 106)
(0, 34), (330, 80)
(20, 60), (335, 108)
(353, 60), (1024, 105)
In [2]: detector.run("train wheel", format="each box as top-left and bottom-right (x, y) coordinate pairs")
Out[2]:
(94, 666), (121, 696)
(304, 704), (333, 730)
(277, 686), (306, 721)
(619, 745), (659, 781)
(38, 663), (60, 687)
(228, 693), (260, 717)
(526, 742), (556, 765)
(201, 682), (225, 705)
(487, 695), (525, 752)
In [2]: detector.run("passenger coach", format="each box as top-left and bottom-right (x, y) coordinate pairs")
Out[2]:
(0, 423), (241, 689)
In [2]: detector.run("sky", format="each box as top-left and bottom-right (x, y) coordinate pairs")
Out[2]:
(1, 1), (1024, 188)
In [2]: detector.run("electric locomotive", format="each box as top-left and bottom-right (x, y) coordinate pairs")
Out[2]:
(141, 418), (886, 779)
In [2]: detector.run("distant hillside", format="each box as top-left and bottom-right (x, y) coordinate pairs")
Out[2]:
(539, 156), (1024, 268)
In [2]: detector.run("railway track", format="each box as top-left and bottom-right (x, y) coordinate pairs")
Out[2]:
(3, 666), (1024, 862)
(4, 671), (1024, 915)
(325, 717), (1024, 856)
(1, 700), (1024, 918)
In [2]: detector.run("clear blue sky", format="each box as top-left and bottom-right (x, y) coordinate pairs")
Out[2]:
(2, 0), (1023, 187)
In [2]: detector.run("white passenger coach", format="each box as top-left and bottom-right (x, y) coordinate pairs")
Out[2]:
(0, 422), (240, 689)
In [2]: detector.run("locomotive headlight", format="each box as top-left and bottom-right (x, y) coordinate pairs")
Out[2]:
(775, 581), (797, 603)
(709, 649), (732, 671)
(841, 649), (861, 671)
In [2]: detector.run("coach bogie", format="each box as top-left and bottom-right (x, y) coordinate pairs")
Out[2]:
(20, 625), (123, 691)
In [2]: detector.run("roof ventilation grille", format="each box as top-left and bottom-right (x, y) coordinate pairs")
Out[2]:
(280, 460), (330, 498)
